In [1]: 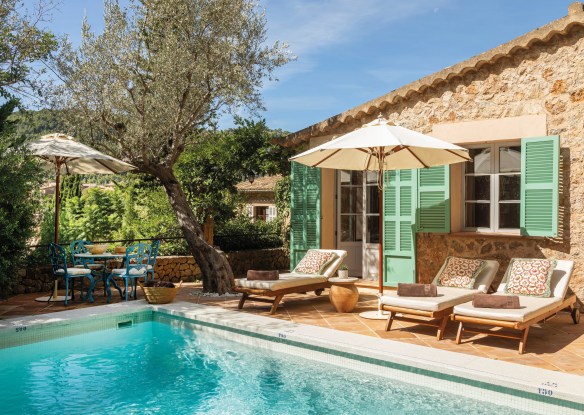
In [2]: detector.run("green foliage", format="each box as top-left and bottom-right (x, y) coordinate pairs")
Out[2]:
(274, 175), (291, 251)
(0, 99), (43, 296)
(176, 117), (292, 220)
(0, 0), (58, 98)
(60, 175), (82, 201)
(35, 173), (189, 255)
(215, 215), (282, 252)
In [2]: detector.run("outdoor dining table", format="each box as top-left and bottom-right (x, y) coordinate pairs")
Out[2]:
(74, 252), (127, 299)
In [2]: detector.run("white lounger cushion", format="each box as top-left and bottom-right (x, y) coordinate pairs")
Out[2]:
(235, 249), (347, 291)
(235, 273), (328, 291)
(453, 260), (574, 323)
(380, 259), (500, 312)
(380, 286), (480, 312)
(55, 268), (92, 275)
(453, 296), (561, 323)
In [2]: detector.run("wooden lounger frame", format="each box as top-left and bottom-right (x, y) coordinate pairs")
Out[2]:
(382, 304), (453, 340)
(452, 294), (580, 354)
(234, 281), (332, 315)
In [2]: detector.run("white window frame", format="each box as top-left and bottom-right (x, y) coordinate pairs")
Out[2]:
(462, 142), (521, 234)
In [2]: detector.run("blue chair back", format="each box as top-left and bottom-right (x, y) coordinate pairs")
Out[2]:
(148, 240), (160, 267)
(125, 243), (151, 276)
(48, 243), (68, 275)
(70, 240), (92, 266)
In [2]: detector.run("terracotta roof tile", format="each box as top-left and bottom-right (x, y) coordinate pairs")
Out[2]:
(236, 175), (282, 192)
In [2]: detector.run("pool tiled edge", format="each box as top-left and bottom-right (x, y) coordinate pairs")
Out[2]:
(155, 302), (584, 415)
(1, 301), (582, 415)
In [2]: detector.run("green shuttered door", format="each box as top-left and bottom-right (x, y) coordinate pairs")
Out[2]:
(383, 170), (416, 286)
(520, 136), (559, 237)
(417, 165), (450, 233)
(290, 162), (321, 270)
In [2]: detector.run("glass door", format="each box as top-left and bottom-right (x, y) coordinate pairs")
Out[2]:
(337, 171), (363, 276)
(363, 172), (380, 280)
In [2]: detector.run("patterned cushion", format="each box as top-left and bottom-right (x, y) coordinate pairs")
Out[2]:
(503, 258), (556, 297)
(294, 250), (337, 275)
(436, 257), (486, 289)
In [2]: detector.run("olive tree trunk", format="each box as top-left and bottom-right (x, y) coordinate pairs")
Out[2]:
(156, 167), (234, 294)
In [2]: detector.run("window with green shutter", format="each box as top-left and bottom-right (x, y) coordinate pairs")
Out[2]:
(417, 165), (450, 233)
(520, 136), (559, 237)
(290, 161), (321, 270)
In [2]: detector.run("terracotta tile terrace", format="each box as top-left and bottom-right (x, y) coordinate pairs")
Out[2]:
(2, 281), (583, 376)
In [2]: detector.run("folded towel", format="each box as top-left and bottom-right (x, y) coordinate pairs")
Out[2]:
(473, 294), (520, 309)
(247, 270), (279, 281)
(397, 283), (437, 297)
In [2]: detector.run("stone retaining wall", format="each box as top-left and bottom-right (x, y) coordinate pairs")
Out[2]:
(11, 248), (290, 295)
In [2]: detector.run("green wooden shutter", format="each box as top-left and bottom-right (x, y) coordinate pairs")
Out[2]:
(520, 136), (559, 237)
(383, 169), (416, 286)
(416, 165), (450, 233)
(290, 161), (321, 269)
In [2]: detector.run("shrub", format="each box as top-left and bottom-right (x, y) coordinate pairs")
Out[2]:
(215, 215), (282, 251)
(0, 101), (43, 297)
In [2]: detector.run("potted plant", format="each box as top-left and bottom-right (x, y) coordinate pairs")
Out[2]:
(337, 264), (349, 279)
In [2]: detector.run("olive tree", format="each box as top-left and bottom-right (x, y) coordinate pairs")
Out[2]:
(54, 0), (289, 293)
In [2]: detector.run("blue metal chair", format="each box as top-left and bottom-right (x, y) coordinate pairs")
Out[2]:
(70, 239), (106, 294)
(48, 243), (95, 306)
(106, 243), (150, 302)
(145, 240), (160, 282)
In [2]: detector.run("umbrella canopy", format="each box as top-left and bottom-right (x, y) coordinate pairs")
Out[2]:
(28, 133), (136, 243)
(290, 117), (469, 172)
(29, 133), (135, 175)
(290, 116), (470, 302)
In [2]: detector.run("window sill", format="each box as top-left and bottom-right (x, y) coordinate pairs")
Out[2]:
(449, 231), (542, 239)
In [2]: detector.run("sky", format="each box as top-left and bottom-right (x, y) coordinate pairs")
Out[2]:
(33, 0), (576, 133)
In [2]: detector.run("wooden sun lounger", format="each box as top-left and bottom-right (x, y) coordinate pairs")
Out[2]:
(234, 249), (347, 314)
(237, 281), (332, 315)
(452, 260), (580, 354)
(380, 260), (500, 340)
(452, 294), (579, 354)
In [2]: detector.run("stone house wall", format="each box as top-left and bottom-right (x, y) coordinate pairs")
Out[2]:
(327, 26), (584, 298)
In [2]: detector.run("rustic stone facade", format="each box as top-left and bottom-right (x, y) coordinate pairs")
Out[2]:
(11, 248), (290, 295)
(394, 27), (584, 300)
(285, 6), (584, 301)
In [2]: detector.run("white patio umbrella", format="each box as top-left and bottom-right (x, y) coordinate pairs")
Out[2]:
(28, 133), (136, 244)
(290, 116), (470, 318)
(28, 133), (136, 302)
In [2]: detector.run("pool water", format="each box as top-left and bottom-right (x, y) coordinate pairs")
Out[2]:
(0, 320), (534, 415)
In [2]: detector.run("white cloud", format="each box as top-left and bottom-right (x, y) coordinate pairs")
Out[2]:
(263, 0), (453, 57)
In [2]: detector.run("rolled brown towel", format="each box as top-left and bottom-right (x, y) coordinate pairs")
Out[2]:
(397, 283), (437, 297)
(473, 294), (520, 309)
(247, 270), (279, 281)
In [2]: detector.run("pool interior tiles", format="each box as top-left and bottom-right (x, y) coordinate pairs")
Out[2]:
(1, 300), (583, 415)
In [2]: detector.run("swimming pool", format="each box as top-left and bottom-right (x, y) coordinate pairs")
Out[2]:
(0, 319), (530, 415)
(0, 302), (582, 415)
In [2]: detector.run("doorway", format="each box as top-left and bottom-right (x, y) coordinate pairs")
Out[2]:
(336, 171), (380, 279)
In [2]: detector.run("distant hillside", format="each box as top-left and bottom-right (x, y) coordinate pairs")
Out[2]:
(9, 109), (69, 139)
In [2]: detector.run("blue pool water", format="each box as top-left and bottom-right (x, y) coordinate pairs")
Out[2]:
(0, 320), (534, 415)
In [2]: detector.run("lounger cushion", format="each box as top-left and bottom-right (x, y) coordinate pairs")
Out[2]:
(453, 296), (561, 323)
(55, 268), (92, 276)
(503, 258), (556, 297)
(380, 287), (480, 312)
(235, 273), (328, 291)
(435, 257), (486, 289)
(294, 250), (337, 274)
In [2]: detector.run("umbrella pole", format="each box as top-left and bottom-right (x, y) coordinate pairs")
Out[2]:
(54, 160), (61, 244)
(378, 185), (383, 295)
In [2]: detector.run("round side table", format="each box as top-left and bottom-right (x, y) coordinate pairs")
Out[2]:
(328, 277), (359, 313)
